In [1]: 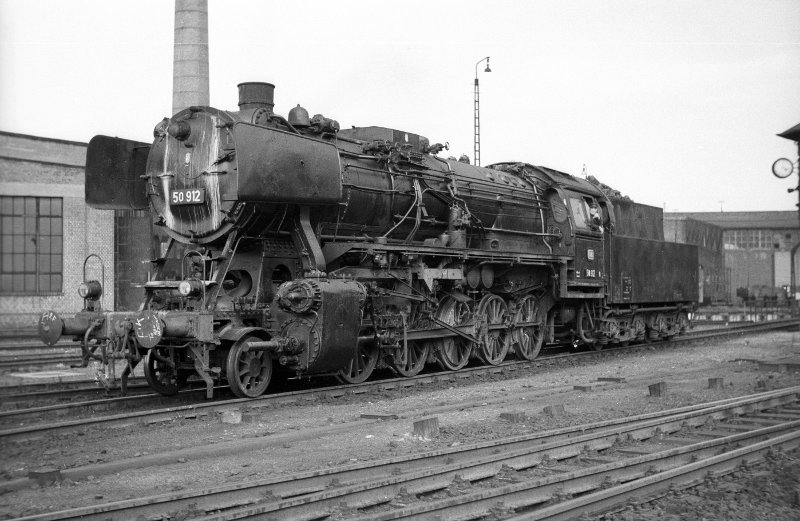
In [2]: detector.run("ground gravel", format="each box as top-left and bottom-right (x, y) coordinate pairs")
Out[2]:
(0, 329), (798, 519)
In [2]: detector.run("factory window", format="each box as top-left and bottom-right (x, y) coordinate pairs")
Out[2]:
(0, 196), (63, 294)
(723, 230), (774, 250)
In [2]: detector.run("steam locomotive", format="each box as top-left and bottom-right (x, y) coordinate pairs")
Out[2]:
(38, 82), (697, 398)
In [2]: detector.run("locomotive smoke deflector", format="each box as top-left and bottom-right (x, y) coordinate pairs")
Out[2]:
(85, 135), (150, 210)
(233, 123), (342, 204)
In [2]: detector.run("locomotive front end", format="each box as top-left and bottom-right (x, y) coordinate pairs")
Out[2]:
(147, 106), (241, 244)
(37, 82), (353, 398)
(144, 81), (342, 245)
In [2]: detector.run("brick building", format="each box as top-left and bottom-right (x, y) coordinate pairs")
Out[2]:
(666, 211), (799, 304)
(0, 131), (115, 330)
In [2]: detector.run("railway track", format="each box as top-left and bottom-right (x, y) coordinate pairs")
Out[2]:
(12, 386), (800, 520)
(0, 379), (148, 400)
(0, 317), (787, 383)
(0, 354), (83, 371)
(0, 340), (81, 351)
(0, 318), (795, 438)
(0, 340), (82, 370)
(0, 317), (791, 374)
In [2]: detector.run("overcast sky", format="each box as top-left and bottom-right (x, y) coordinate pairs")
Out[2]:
(1, 0), (798, 213)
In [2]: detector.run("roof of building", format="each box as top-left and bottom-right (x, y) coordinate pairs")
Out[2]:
(0, 130), (87, 168)
(665, 211), (799, 230)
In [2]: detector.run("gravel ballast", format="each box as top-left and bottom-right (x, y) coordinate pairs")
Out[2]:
(0, 329), (798, 519)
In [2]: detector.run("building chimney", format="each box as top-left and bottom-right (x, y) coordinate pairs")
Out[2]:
(172, 0), (209, 114)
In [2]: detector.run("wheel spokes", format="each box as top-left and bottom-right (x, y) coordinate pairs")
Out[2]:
(477, 294), (509, 365)
(434, 298), (472, 371)
(144, 348), (180, 396)
(226, 336), (272, 398)
(512, 296), (544, 360)
(338, 343), (378, 384)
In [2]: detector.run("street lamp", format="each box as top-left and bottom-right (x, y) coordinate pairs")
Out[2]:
(474, 56), (491, 166)
(774, 122), (800, 316)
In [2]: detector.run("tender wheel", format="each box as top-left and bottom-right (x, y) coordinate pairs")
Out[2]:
(631, 314), (647, 343)
(225, 335), (273, 398)
(511, 295), (546, 360)
(676, 310), (690, 334)
(476, 294), (510, 365)
(434, 297), (473, 371)
(651, 313), (668, 341)
(338, 342), (379, 384)
(143, 347), (179, 396)
(390, 340), (430, 377)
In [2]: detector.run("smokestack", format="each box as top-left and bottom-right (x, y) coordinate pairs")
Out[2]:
(172, 0), (209, 114)
(237, 82), (275, 112)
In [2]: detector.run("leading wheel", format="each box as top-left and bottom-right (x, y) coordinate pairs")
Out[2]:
(476, 294), (510, 365)
(390, 340), (430, 377)
(511, 295), (546, 360)
(434, 297), (473, 371)
(338, 342), (379, 384)
(144, 347), (179, 396)
(226, 335), (273, 398)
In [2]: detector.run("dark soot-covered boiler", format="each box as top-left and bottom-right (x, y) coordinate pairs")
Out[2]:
(40, 82), (698, 399)
(89, 82), (539, 251)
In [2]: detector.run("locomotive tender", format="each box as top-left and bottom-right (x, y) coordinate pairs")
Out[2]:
(38, 82), (698, 398)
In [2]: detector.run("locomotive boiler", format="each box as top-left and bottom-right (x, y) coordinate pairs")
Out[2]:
(38, 82), (698, 398)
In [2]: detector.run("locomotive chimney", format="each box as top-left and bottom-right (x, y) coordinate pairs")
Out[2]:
(238, 82), (275, 112)
(172, 0), (210, 114)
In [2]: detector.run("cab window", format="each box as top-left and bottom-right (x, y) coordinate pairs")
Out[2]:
(569, 195), (601, 232)
(569, 196), (590, 230)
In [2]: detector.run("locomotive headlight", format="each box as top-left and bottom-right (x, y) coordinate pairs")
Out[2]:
(78, 280), (102, 300)
(167, 120), (192, 141)
(178, 279), (203, 298)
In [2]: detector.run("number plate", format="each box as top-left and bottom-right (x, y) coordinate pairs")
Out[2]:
(170, 188), (206, 205)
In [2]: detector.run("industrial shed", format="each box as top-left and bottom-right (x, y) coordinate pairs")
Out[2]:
(666, 211), (798, 305)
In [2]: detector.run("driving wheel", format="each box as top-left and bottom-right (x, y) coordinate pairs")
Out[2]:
(390, 340), (430, 377)
(511, 295), (545, 360)
(433, 297), (473, 371)
(475, 294), (510, 365)
(338, 341), (379, 384)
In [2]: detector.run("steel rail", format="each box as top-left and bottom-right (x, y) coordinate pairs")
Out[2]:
(0, 319), (794, 438)
(509, 429), (800, 521)
(0, 355), (83, 370)
(10, 387), (799, 521)
(352, 421), (800, 521)
(0, 379), (149, 400)
(0, 342), (81, 351)
(191, 392), (800, 521)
